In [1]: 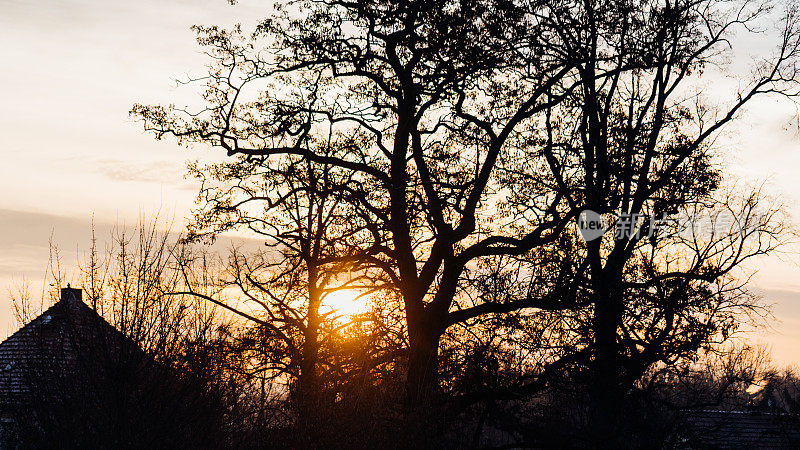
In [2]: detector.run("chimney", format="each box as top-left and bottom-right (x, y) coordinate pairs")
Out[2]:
(60, 285), (82, 304)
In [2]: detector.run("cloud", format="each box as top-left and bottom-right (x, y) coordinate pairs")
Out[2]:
(97, 159), (185, 184)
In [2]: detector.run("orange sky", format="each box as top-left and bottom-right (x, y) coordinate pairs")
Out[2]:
(1, 0), (799, 365)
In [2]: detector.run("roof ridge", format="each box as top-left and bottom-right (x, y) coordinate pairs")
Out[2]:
(0, 300), (66, 345)
(0, 295), (115, 347)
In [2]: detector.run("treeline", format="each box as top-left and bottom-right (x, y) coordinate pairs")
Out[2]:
(4, 227), (796, 448)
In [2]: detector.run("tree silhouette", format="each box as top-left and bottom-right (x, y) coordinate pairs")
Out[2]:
(131, 0), (800, 444)
(132, 0), (587, 421)
(517, 1), (799, 443)
(184, 144), (404, 437)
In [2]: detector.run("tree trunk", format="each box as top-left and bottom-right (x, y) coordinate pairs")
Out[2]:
(591, 289), (621, 446)
(298, 266), (322, 428)
(404, 321), (441, 441)
(298, 313), (320, 419)
(406, 331), (440, 408)
(402, 267), (459, 442)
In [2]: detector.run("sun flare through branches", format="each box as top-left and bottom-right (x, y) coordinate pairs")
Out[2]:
(321, 289), (371, 322)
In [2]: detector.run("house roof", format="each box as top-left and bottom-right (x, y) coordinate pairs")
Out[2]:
(0, 288), (132, 403)
(683, 409), (800, 449)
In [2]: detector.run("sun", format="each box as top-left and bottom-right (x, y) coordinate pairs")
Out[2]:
(321, 289), (370, 320)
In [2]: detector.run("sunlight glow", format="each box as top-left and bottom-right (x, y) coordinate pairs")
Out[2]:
(322, 289), (370, 321)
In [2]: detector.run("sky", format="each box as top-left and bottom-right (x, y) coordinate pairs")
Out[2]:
(0, 0), (268, 332)
(1, 0), (800, 364)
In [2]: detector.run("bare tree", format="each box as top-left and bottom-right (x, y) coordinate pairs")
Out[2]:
(517, 0), (799, 442)
(130, 0), (586, 421)
(185, 148), (402, 433)
(131, 0), (800, 443)
(5, 220), (258, 448)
